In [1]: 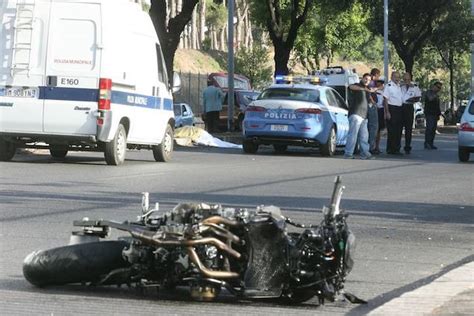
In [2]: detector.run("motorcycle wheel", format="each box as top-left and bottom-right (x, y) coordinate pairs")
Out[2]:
(23, 241), (129, 287)
(284, 288), (318, 304)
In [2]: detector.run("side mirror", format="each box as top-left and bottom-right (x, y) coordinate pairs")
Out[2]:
(172, 72), (181, 94)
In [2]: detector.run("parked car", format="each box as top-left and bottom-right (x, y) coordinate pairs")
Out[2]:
(220, 90), (260, 131)
(174, 103), (195, 128)
(413, 102), (426, 128)
(458, 97), (474, 162)
(242, 78), (349, 156)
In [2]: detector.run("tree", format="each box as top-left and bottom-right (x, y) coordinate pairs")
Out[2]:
(235, 46), (272, 89)
(430, 0), (473, 117)
(250, 0), (314, 75)
(294, 1), (369, 72)
(366, 0), (455, 74)
(149, 0), (200, 85)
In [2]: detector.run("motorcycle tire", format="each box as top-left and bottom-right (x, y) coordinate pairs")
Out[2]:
(23, 241), (129, 287)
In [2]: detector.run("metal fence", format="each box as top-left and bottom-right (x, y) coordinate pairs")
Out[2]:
(173, 71), (209, 115)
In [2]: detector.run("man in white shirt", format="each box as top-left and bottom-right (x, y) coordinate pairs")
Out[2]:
(401, 72), (422, 154)
(383, 71), (404, 155)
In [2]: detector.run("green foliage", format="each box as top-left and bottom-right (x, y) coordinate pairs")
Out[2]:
(202, 37), (212, 52)
(235, 46), (272, 90)
(206, 0), (227, 29)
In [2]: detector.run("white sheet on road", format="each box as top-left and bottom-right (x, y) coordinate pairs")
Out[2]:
(174, 126), (242, 149)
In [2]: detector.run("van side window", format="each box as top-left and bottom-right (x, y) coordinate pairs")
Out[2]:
(156, 44), (168, 85)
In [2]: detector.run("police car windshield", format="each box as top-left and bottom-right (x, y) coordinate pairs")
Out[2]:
(258, 88), (320, 103)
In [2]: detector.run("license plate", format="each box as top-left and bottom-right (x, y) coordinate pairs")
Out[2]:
(271, 124), (288, 132)
(3, 87), (38, 98)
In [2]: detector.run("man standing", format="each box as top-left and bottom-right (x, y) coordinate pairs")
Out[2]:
(368, 68), (381, 154)
(424, 81), (443, 149)
(344, 73), (376, 159)
(383, 71), (404, 155)
(401, 72), (422, 154)
(202, 79), (225, 133)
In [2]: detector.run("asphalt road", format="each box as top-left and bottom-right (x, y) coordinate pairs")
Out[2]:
(0, 133), (473, 315)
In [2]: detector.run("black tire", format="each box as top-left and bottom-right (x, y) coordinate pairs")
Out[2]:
(23, 241), (129, 287)
(50, 146), (68, 159)
(153, 124), (174, 162)
(243, 140), (258, 154)
(458, 147), (470, 162)
(104, 124), (127, 165)
(320, 126), (336, 157)
(273, 144), (287, 154)
(0, 138), (16, 161)
(283, 288), (318, 304)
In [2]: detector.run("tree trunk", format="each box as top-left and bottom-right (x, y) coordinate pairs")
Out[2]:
(149, 0), (199, 85)
(191, 8), (198, 49)
(274, 43), (291, 75)
(199, 1), (206, 45)
(220, 26), (226, 51)
(401, 54), (415, 75)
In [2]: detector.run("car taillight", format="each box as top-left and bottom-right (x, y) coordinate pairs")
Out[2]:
(295, 108), (321, 114)
(97, 78), (112, 126)
(246, 105), (267, 112)
(459, 122), (474, 132)
(98, 78), (112, 111)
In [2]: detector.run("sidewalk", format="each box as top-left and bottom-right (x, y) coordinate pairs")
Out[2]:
(368, 260), (474, 315)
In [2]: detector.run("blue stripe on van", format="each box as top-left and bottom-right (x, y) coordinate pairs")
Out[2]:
(36, 86), (173, 111)
(39, 87), (99, 102)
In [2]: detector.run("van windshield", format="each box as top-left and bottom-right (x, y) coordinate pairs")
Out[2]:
(258, 88), (320, 103)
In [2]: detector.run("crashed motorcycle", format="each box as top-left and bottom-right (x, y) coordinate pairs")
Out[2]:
(23, 176), (358, 304)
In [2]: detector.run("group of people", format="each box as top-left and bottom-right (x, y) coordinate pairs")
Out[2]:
(344, 68), (442, 159)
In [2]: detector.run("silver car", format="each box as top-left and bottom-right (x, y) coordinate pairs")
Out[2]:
(458, 97), (474, 162)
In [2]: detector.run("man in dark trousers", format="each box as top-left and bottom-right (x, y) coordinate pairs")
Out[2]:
(202, 79), (225, 133)
(401, 72), (422, 154)
(424, 81), (443, 149)
(383, 71), (404, 155)
(344, 73), (377, 159)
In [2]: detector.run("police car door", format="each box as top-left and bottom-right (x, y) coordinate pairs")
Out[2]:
(42, 2), (101, 135)
(326, 89), (349, 144)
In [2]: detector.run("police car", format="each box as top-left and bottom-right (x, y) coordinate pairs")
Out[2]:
(242, 76), (349, 156)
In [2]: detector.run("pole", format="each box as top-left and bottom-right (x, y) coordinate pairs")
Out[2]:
(227, 0), (235, 132)
(383, 0), (389, 80)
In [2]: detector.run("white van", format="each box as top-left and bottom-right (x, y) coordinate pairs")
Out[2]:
(0, 0), (180, 165)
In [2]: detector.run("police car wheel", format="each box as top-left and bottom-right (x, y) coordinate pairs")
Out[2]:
(458, 148), (470, 162)
(0, 138), (16, 161)
(153, 124), (174, 162)
(104, 124), (127, 166)
(243, 140), (258, 154)
(320, 127), (336, 157)
(273, 144), (287, 154)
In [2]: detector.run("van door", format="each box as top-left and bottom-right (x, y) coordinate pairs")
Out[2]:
(43, 2), (101, 135)
(0, 0), (49, 133)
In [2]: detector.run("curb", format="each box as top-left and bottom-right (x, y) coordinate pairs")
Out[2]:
(368, 261), (474, 315)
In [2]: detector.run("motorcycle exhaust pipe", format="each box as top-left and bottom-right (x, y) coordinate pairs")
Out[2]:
(201, 216), (241, 227)
(187, 247), (239, 279)
(101, 221), (241, 259)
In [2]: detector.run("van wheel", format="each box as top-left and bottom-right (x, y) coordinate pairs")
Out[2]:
(104, 124), (127, 166)
(153, 124), (174, 162)
(0, 138), (16, 161)
(458, 147), (470, 162)
(50, 146), (68, 159)
(320, 126), (336, 157)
